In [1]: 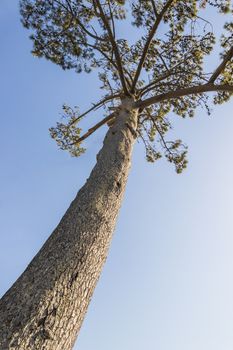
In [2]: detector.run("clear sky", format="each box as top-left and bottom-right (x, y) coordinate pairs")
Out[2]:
(1, 2), (233, 350)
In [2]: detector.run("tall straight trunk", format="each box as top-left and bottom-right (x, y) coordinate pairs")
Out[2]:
(0, 98), (138, 350)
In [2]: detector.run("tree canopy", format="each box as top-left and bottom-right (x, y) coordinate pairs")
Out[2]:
(20, 0), (233, 173)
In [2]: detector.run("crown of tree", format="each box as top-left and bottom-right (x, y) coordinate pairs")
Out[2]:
(20, 0), (233, 173)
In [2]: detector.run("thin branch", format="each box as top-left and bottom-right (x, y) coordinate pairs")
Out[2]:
(64, 1), (102, 41)
(156, 49), (170, 72)
(209, 46), (233, 83)
(94, 0), (129, 95)
(135, 83), (233, 110)
(141, 82), (179, 97)
(72, 113), (116, 146)
(142, 73), (209, 97)
(131, 0), (174, 93)
(138, 35), (214, 96)
(148, 114), (172, 155)
(85, 41), (132, 88)
(85, 42), (118, 68)
(54, 0), (105, 42)
(69, 94), (121, 126)
(140, 67), (209, 97)
(150, 0), (159, 17)
(137, 128), (149, 149)
(83, 40), (132, 89)
(107, 0), (116, 39)
(140, 67), (184, 96)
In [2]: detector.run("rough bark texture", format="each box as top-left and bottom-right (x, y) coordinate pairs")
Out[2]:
(0, 98), (138, 350)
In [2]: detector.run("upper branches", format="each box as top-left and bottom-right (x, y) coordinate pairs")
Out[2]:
(209, 46), (233, 83)
(93, 0), (129, 94)
(130, 0), (174, 92)
(20, 0), (233, 172)
(136, 82), (233, 110)
(20, 0), (129, 92)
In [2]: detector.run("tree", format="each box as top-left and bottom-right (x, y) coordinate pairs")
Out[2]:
(0, 1), (232, 349)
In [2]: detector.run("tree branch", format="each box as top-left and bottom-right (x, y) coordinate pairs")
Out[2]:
(69, 94), (121, 126)
(54, 0), (105, 42)
(141, 71), (209, 97)
(131, 0), (174, 93)
(150, 0), (159, 17)
(72, 113), (116, 146)
(209, 46), (233, 83)
(94, 0), (129, 95)
(135, 83), (233, 110)
(148, 114), (172, 155)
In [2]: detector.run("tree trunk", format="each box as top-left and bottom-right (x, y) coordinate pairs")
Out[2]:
(0, 98), (138, 350)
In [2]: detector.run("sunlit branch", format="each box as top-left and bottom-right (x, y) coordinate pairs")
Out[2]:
(131, 0), (174, 93)
(209, 46), (233, 83)
(69, 94), (121, 126)
(139, 35), (216, 96)
(71, 112), (116, 146)
(94, 0), (129, 95)
(135, 83), (233, 109)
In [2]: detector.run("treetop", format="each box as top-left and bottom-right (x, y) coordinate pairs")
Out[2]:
(20, 0), (233, 173)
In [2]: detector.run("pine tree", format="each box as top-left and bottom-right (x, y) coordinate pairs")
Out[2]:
(0, 1), (232, 349)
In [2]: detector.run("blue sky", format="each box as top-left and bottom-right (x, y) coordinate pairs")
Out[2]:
(1, 2), (233, 349)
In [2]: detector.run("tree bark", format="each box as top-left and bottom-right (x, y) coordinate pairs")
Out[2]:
(0, 98), (138, 350)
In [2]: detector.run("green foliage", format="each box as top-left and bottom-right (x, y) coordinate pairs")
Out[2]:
(49, 104), (86, 157)
(164, 140), (188, 174)
(200, 0), (231, 13)
(214, 21), (233, 103)
(20, 0), (233, 173)
(20, 0), (126, 79)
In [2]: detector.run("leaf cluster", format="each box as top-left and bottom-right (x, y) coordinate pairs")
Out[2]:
(49, 104), (86, 156)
